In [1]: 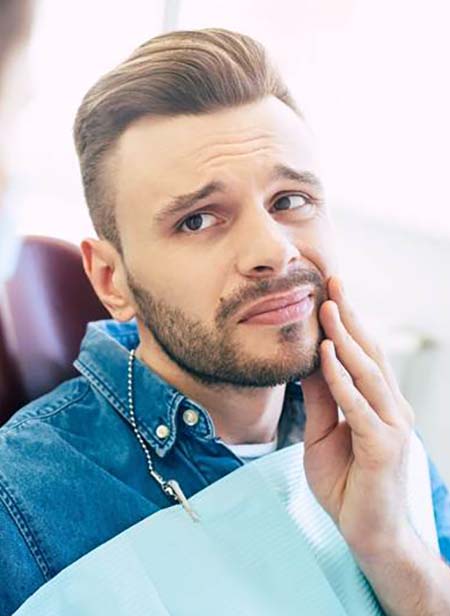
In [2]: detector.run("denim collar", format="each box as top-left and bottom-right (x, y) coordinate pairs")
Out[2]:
(74, 320), (305, 458)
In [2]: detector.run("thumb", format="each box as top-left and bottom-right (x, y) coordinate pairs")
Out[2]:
(301, 368), (339, 445)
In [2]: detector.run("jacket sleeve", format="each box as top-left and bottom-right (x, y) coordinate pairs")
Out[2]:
(0, 498), (46, 615)
(428, 455), (450, 564)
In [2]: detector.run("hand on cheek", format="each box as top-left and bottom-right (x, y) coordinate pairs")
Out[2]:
(301, 276), (416, 559)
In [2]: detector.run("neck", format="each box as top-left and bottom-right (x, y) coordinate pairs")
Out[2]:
(135, 340), (286, 446)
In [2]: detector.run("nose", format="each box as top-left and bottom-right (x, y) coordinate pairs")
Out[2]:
(235, 206), (301, 279)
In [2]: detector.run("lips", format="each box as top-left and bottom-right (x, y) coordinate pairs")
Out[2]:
(238, 289), (313, 322)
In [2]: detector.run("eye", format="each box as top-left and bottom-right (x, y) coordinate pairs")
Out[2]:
(272, 194), (313, 213)
(178, 212), (218, 234)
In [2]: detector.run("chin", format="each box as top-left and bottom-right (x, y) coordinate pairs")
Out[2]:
(237, 321), (317, 361)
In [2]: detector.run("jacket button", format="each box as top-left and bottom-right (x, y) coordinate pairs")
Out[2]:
(156, 424), (170, 439)
(182, 409), (199, 426)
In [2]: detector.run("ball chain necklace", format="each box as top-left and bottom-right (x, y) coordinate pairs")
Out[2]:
(127, 348), (200, 522)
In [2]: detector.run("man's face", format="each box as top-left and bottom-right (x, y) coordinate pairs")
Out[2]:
(113, 96), (338, 388)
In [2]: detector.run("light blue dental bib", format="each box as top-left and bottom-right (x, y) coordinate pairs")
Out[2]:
(14, 437), (438, 615)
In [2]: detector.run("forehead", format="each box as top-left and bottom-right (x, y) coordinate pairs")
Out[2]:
(114, 97), (319, 215)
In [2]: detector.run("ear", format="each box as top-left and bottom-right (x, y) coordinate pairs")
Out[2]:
(80, 238), (136, 322)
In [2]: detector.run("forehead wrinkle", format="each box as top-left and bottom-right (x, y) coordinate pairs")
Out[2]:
(199, 146), (284, 173)
(187, 129), (280, 165)
(191, 127), (277, 149)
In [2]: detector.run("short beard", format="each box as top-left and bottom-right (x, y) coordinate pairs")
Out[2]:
(127, 269), (326, 390)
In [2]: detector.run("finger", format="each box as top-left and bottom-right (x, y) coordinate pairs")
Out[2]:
(320, 300), (399, 425)
(328, 276), (403, 399)
(320, 339), (383, 438)
(301, 369), (339, 446)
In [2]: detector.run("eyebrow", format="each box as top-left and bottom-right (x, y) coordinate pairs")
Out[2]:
(153, 165), (323, 227)
(270, 164), (324, 193)
(153, 181), (226, 226)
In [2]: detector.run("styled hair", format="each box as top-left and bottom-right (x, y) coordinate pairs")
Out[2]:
(0, 0), (31, 84)
(73, 28), (301, 251)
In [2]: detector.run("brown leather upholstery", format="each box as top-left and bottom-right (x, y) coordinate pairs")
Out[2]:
(0, 236), (109, 425)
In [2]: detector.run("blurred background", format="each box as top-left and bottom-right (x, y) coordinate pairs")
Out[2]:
(5, 0), (450, 480)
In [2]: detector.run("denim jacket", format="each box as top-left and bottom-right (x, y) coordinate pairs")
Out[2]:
(0, 319), (449, 615)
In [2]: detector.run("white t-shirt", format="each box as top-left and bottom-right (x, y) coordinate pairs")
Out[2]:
(226, 436), (278, 464)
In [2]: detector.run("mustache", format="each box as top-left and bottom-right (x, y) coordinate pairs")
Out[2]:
(218, 269), (326, 323)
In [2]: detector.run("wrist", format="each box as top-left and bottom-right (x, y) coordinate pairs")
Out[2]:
(344, 518), (416, 566)
(351, 527), (450, 616)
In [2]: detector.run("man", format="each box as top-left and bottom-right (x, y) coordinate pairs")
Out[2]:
(1, 28), (450, 614)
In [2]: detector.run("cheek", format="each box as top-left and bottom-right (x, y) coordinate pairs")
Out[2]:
(297, 219), (338, 278)
(145, 250), (227, 319)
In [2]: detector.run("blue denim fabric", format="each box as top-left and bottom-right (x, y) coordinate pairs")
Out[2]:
(0, 319), (449, 614)
(428, 458), (450, 564)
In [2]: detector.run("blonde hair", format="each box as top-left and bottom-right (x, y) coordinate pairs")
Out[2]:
(74, 28), (300, 250)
